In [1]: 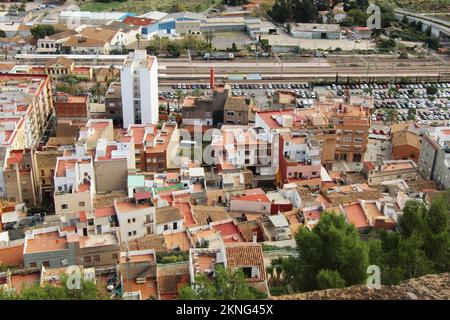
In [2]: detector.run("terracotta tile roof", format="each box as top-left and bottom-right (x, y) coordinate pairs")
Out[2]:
(225, 242), (266, 282)
(124, 234), (166, 252)
(156, 206), (183, 225)
(157, 263), (190, 300)
(163, 231), (192, 251)
(343, 203), (369, 229)
(192, 205), (231, 226)
(392, 130), (420, 149)
(94, 206), (116, 218)
(81, 27), (117, 42)
(122, 16), (154, 26)
(45, 56), (74, 68)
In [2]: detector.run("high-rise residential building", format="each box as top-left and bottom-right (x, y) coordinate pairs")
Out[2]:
(121, 50), (158, 128)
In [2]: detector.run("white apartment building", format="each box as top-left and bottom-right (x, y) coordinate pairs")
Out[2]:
(418, 127), (450, 190)
(114, 197), (155, 242)
(121, 50), (159, 128)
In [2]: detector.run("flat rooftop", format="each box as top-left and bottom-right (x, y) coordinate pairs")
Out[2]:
(25, 231), (68, 254)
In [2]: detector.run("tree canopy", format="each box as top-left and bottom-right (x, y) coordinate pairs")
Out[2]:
(283, 212), (370, 292)
(269, 0), (318, 23)
(279, 191), (450, 293)
(0, 275), (109, 300)
(178, 266), (266, 300)
(30, 25), (56, 40)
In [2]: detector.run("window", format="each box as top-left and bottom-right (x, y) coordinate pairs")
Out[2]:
(61, 204), (68, 209)
(132, 218), (136, 223)
(94, 255), (100, 262)
(241, 267), (252, 278)
(112, 253), (118, 260)
(43, 261), (50, 267)
(79, 201), (85, 207)
(173, 222), (178, 230)
(128, 231), (132, 236)
(133, 231), (137, 236)
(30, 262), (37, 268)
(164, 224), (168, 231)
(84, 256), (91, 263)
(41, 170), (45, 176)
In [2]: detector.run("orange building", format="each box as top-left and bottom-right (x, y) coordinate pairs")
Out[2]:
(391, 123), (420, 162)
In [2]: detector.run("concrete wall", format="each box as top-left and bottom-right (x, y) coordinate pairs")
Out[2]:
(23, 243), (78, 268)
(54, 191), (92, 219)
(117, 206), (155, 242)
(94, 159), (128, 193)
(80, 244), (119, 268)
(418, 137), (438, 180)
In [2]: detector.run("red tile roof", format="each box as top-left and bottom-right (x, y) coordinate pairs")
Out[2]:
(94, 206), (116, 218)
(225, 243), (266, 282)
(123, 16), (154, 26)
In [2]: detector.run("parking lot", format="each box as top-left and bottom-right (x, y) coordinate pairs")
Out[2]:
(322, 82), (450, 125)
(211, 31), (254, 51)
(160, 81), (450, 126)
(160, 82), (316, 109)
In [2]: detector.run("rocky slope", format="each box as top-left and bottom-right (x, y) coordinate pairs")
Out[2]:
(271, 273), (450, 300)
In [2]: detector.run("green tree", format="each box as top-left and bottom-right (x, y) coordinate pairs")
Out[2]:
(345, 9), (369, 27)
(174, 89), (185, 110)
(291, 0), (318, 23)
(136, 33), (141, 50)
(0, 276), (108, 300)
(401, 15), (408, 24)
(178, 266), (263, 300)
(192, 88), (202, 97)
(415, 21), (423, 31)
(407, 108), (416, 121)
(423, 196), (450, 272)
(426, 86), (438, 95)
(30, 25), (56, 40)
(146, 44), (159, 56)
(203, 31), (215, 49)
(355, 0), (369, 10)
(426, 37), (440, 51)
(376, 0), (395, 28)
(167, 42), (181, 58)
(376, 196), (450, 285)
(399, 200), (428, 238)
(285, 213), (370, 292)
(269, 0), (291, 23)
(316, 269), (346, 289)
(325, 9), (335, 24)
